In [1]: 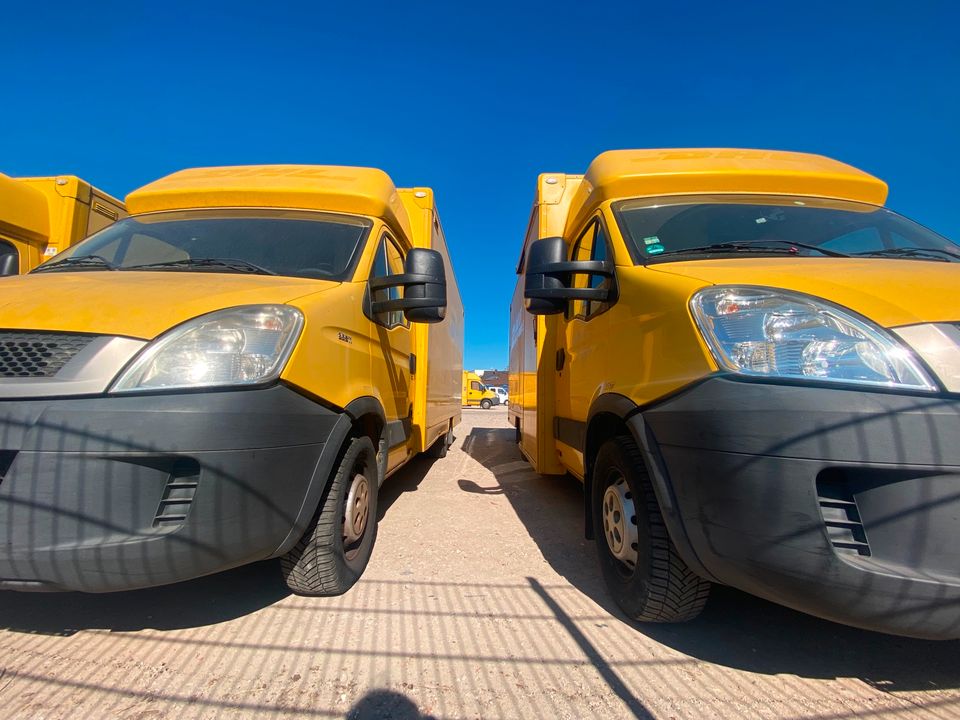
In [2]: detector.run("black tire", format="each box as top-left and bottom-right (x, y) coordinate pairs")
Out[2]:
(480, 399), (492, 410)
(592, 435), (710, 622)
(281, 435), (379, 596)
(426, 425), (453, 458)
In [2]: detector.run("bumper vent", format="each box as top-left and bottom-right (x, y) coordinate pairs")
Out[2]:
(0, 332), (95, 377)
(817, 475), (871, 557)
(0, 451), (15, 483)
(153, 459), (201, 528)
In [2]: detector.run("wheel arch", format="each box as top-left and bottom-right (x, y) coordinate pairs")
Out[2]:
(584, 393), (718, 582)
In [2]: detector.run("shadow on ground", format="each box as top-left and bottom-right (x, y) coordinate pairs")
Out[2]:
(0, 452), (438, 637)
(459, 423), (960, 692)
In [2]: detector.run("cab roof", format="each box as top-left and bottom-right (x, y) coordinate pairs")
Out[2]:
(126, 165), (413, 239)
(565, 149), (888, 236)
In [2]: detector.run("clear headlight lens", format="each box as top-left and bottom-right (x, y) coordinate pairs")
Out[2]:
(691, 287), (936, 391)
(111, 305), (303, 392)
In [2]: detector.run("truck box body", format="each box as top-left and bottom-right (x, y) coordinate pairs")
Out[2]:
(511, 148), (960, 639)
(0, 174), (125, 274)
(0, 164), (461, 595)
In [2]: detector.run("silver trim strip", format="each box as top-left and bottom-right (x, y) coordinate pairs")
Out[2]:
(0, 336), (147, 398)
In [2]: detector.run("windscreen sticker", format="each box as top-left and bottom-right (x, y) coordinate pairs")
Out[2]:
(643, 235), (660, 246)
(647, 243), (665, 255)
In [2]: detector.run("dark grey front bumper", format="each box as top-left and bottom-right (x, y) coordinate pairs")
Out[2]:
(0, 385), (350, 592)
(636, 377), (960, 639)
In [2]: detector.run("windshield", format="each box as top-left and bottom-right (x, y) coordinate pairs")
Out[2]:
(614, 195), (959, 264)
(34, 209), (372, 279)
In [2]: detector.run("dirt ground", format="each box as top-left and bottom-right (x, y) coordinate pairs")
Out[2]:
(0, 407), (958, 719)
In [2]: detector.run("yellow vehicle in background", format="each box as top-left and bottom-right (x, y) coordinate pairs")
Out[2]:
(0, 164), (463, 595)
(0, 173), (125, 274)
(511, 148), (960, 639)
(462, 370), (498, 408)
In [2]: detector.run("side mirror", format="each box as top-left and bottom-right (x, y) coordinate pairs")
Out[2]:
(0, 249), (18, 277)
(523, 236), (612, 315)
(369, 248), (447, 324)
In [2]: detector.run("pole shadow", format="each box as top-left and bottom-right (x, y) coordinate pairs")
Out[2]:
(458, 424), (960, 692)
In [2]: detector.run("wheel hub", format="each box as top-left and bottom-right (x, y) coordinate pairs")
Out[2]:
(602, 476), (639, 568)
(344, 472), (370, 544)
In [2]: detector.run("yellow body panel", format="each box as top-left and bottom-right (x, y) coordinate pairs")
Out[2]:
(0, 272), (328, 339)
(126, 165), (413, 242)
(563, 149), (887, 238)
(509, 148), (956, 479)
(0, 174), (125, 274)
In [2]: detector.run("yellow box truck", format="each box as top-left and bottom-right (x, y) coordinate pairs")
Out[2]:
(0, 164), (462, 595)
(511, 149), (960, 639)
(0, 173), (125, 274)
(462, 370), (499, 408)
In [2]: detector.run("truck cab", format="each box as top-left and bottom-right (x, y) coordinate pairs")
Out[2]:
(0, 165), (463, 595)
(462, 370), (498, 408)
(0, 173), (125, 274)
(510, 149), (960, 639)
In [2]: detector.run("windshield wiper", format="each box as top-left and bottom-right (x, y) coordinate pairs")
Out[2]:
(657, 240), (850, 258)
(124, 258), (277, 275)
(32, 255), (119, 273)
(852, 247), (959, 262)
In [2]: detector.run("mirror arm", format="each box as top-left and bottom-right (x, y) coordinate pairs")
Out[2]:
(525, 287), (610, 301)
(368, 272), (443, 291)
(371, 297), (448, 313)
(527, 260), (613, 277)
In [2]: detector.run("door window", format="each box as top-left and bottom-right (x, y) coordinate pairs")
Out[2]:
(370, 234), (407, 328)
(570, 220), (612, 319)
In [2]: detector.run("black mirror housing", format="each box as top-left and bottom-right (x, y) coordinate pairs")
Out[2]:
(369, 247), (447, 324)
(524, 237), (568, 315)
(402, 248), (447, 323)
(523, 236), (614, 315)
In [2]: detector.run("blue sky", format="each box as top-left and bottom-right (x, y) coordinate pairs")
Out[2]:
(4, 1), (958, 369)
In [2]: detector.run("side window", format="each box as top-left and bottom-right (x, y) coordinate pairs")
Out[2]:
(471, 381), (482, 391)
(570, 219), (612, 319)
(369, 234), (407, 328)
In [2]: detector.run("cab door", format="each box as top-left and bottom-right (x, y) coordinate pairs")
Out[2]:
(368, 231), (414, 472)
(555, 216), (616, 477)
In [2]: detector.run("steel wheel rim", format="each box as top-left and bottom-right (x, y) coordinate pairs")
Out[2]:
(343, 472), (370, 549)
(602, 474), (639, 571)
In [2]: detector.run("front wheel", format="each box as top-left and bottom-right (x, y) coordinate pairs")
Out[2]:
(592, 435), (710, 622)
(480, 399), (492, 410)
(281, 435), (379, 595)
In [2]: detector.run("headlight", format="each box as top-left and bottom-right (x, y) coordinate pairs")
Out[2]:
(111, 305), (303, 393)
(691, 287), (936, 391)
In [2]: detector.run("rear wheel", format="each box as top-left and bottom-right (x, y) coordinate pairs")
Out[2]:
(282, 435), (379, 595)
(592, 435), (710, 622)
(426, 424), (453, 458)
(480, 399), (492, 410)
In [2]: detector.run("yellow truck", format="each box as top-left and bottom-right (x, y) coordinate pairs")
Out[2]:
(462, 370), (499, 408)
(0, 164), (462, 595)
(0, 173), (125, 274)
(511, 149), (960, 639)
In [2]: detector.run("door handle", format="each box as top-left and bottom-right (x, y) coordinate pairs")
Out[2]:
(556, 348), (566, 371)
(409, 353), (417, 375)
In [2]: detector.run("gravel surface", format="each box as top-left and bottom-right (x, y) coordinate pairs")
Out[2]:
(1, 407), (957, 719)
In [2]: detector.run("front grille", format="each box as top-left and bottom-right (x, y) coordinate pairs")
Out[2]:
(0, 332), (95, 378)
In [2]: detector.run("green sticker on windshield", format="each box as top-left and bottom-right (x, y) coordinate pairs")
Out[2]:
(647, 243), (665, 254)
(643, 235), (660, 246)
